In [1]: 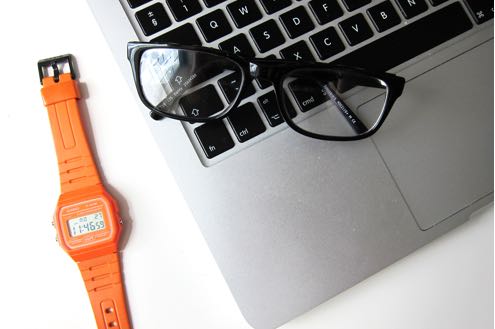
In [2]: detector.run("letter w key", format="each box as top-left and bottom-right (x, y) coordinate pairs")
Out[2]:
(227, 0), (263, 28)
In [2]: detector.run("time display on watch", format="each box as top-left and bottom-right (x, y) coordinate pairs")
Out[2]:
(68, 212), (106, 237)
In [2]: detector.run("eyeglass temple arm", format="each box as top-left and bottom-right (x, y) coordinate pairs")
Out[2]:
(321, 85), (368, 135)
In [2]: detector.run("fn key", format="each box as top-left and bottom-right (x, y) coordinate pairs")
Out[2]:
(195, 121), (235, 158)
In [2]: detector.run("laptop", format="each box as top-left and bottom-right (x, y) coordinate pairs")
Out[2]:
(86, 0), (493, 328)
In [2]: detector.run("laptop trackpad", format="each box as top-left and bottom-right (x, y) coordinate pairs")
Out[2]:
(362, 41), (493, 230)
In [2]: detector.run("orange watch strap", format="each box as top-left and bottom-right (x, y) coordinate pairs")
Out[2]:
(78, 253), (131, 329)
(41, 72), (101, 194)
(39, 56), (131, 329)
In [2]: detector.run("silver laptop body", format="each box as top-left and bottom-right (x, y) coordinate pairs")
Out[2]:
(86, 0), (493, 328)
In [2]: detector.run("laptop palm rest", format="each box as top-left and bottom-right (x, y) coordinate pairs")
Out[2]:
(364, 40), (494, 230)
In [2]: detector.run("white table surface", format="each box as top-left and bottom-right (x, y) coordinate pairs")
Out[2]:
(0, 1), (493, 328)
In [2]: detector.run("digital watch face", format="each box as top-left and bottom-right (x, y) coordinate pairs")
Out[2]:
(58, 197), (115, 249)
(68, 212), (106, 237)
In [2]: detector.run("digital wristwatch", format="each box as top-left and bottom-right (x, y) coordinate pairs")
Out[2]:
(38, 55), (131, 329)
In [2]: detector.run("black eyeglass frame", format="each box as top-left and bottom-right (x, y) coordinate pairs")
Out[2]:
(127, 42), (405, 141)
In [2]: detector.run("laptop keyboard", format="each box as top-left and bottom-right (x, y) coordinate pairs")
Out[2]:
(123, 0), (492, 165)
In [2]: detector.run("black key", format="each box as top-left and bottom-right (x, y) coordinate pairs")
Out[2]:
(464, 0), (494, 24)
(367, 1), (401, 32)
(280, 41), (316, 61)
(309, 0), (344, 25)
(179, 85), (225, 118)
(310, 26), (346, 60)
(218, 72), (255, 103)
(256, 78), (272, 89)
(127, 0), (151, 9)
(288, 79), (328, 113)
(196, 9), (233, 42)
(227, 103), (266, 142)
(250, 19), (286, 53)
(195, 121), (235, 158)
(341, 0), (371, 11)
(333, 2), (473, 72)
(339, 13), (374, 46)
(257, 91), (297, 126)
(429, 0), (448, 6)
(279, 6), (316, 39)
(258, 91), (284, 126)
(227, 0), (263, 28)
(136, 3), (172, 36)
(395, 0), (428, 19)
(203, 0), (227, 7)
(259, 0), (292, 14)
(151, 23), (202, 45)
(166, 0), (202, 22)
(219, 34), (256, 57)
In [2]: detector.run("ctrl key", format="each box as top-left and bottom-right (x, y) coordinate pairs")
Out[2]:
(195, 121), (235, 158)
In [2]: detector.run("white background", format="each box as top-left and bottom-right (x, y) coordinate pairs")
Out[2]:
(0, 1), (493, 328)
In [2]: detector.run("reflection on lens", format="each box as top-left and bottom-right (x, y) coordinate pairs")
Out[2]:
(139, 48), (243, 120)
(283, 69), (387, 138)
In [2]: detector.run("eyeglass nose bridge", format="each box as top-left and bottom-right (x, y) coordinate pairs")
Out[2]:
(248, 59), (292, 82)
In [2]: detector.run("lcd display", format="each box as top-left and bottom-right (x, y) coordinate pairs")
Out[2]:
(67, 212), (105, 237)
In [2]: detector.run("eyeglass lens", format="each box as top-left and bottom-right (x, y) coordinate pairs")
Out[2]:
(282, 68), (388, 138)
(139, 48), (244, 120)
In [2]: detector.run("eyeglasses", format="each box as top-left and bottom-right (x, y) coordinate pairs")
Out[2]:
(127, 42), (405, 141)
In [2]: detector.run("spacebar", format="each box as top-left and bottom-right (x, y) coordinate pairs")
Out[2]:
(333, 2), (473, 72)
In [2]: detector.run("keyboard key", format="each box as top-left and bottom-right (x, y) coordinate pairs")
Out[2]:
(195, 121), (235, 158)
(280, 41), (316, 61)
(257, 91), (297, 126)
(250, 19), (286, 53)
(258, 91), (284, 126)
(288, 79), (328, 113)
(180, 85), (225, 118)
(429, 0), (448, 6)
(341, 0), (371, 11)
(127, 0), (151, 9)
(227, 103), (266, 142)
(309, 0), (344, 25)
(309, 26), (346, 60)
(395, 0), (428, 19)
(333, 3), (473, 72)
(227, 0), (263, 28)
(218, 72), (255, 103)
(367, 1), (401, 32)
(339, 13), (374, 46)
(203, 0), (227, 7)
(151, 23), (202, 45)
(259, 0), (292, 14)
(196, 9), (233, 42)
(279, 6), (316, 39)
(219, 34), (256, 57)
(136, 3), (172, 36)
(256, 78), (272, 89)
(166, 0), (202, 22)
(464, 0), (494, 24)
